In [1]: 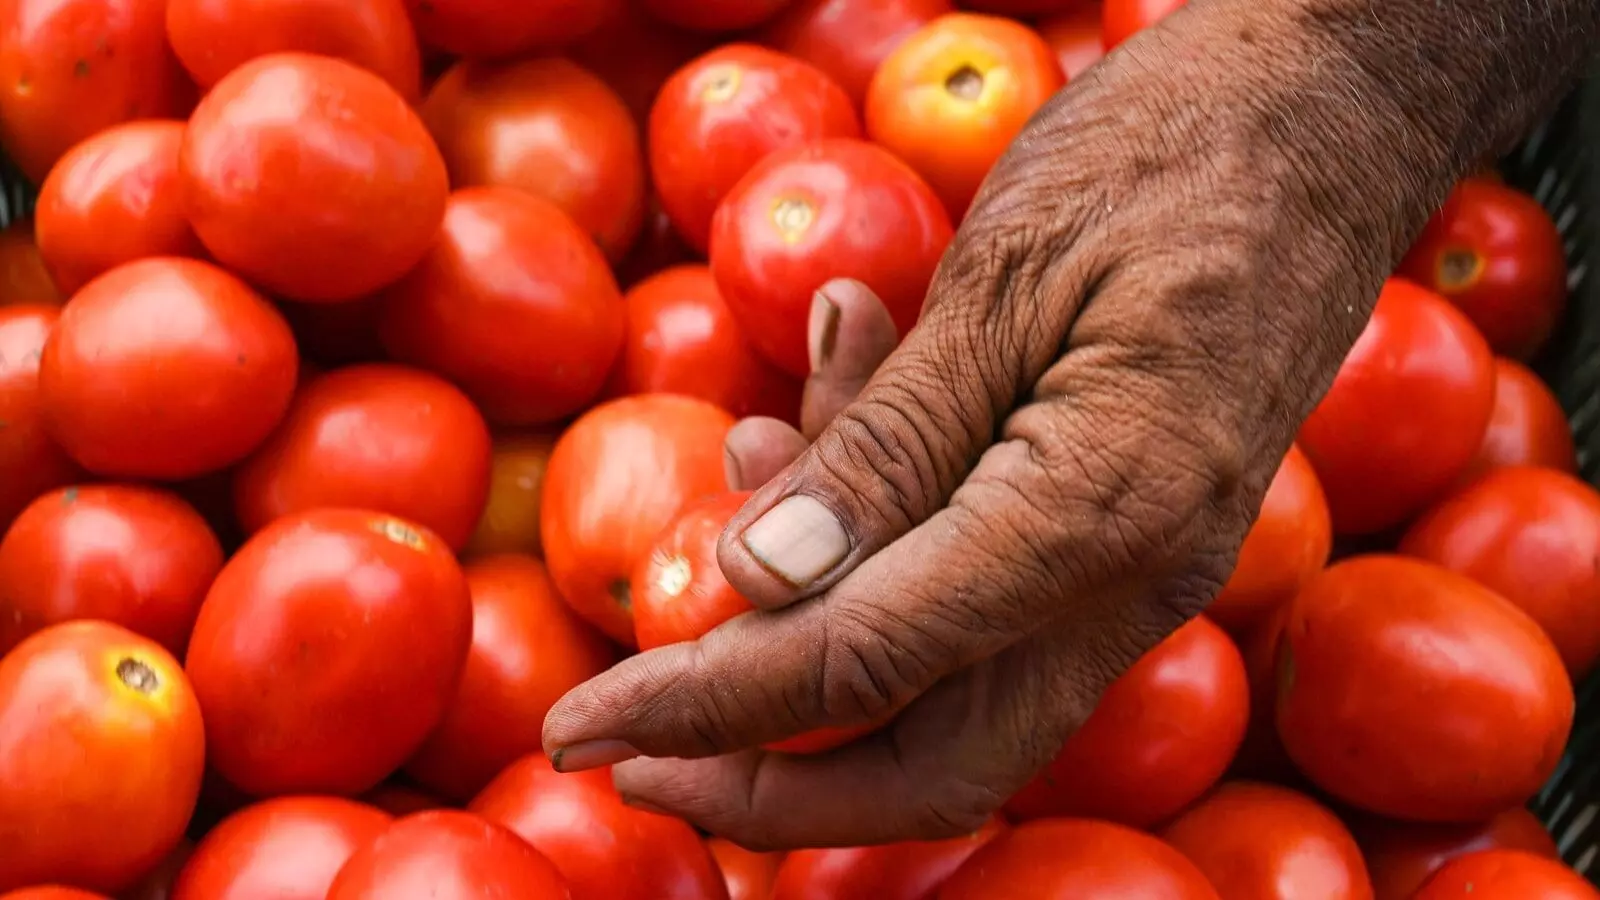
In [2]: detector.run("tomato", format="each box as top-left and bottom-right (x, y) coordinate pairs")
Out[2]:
(361, 784), (448, 818)
(1458, 357), (1578, 483)
(326, 810), (572, 900)
(1037, 2), (1105, 80)
(939, 818), (1220, 899)
(0, 0), (194, 184)
(772, 819), (1003, 900)
(650, 44), (860, 253)
(464, 432), (558, 558)
(1276, 555), (1572, 822)
(422, 58), (646, 262)
(644, 0), (794, 31)
(0, 221), (61, 306)
(404, 0), (612, 59)
(708, 839), (783, 900)
(0, 485), (223, 658)
(120, 839), (192, 900)
(1296, 279), (1496, 535)
(0, 622), (204, 894)
(1101, 0), (1187, 49)
(541, 394), (734, 645)
(865, 13), (1064, 220)
(38, 257), (298, 480)
(0, 305), (78, 531)
(757, 0), (951, 107)
(1398, 179), (1568, 360)
(1400, 466), (1600, 679)
(171, 797), (391, 900)
(185, 509), (473, 797)
(1206, 445), (1332, 633)
(632, 490), (756, 649)
(1355, 808), (1560, 900)
(1160, 782), (1372, 900)
(1413, 850), (1597, 900)
(0, 890), (110, 900)
(1005, 616), (1248, 828)
(378, 187), (626, 427)
(569, 4), (715, 127)
(469, 754), (729, 900)
(710, 138), (952, 377)
(181, 53), (447, 302)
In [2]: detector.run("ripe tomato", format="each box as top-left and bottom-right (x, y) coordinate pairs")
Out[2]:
(38, 257), (298, 480)
(171, 797), (392, 900)
(650, 44), (860, 253)
(326, 810), (572, 900)
(633, 491), (757, 650)
(1206, 445), (1332, 633)
(569, 4), (715, 127)
(708, 839), (782, 900)
(940, 818), (1220, 899)
(1297, 279), (1496, 535)
(0, 485), (223, 658)
(1102, 0), (1187, 49)
(771, 818), (1003, 900)
(405, 555), (618, 802)
(404, 0), (612, 59)
(1413, 850), (1597, 900)
(1355, 808), (1560, 900)
(465, 432), (558, 558)
(0, 221), (61, 306)
(1277, 555), (1572, 822)
(0, 890), (110, 900)
(756, 0), (951, 107)
(0, 305), (78, 530)
(1037, 2), (1105, 80)
(1458, 357), (1578, 483)
(710, 138), (952, 377)
(0, 622), (204, 894)
(185, 509), (473, 797)
(378, 187), (626, 427)
(1399, 178), (1568, 360)
(1160, 782), (1372, 900)
(1400, 466), (1600, 679)
(865, 13), (1064, 220)
(541, 394), (734, 645)
(232, 364), (493, 551)
(615, 265), (803, 421)
(469, 754), (729, 900)
(181, 53), (447, 302)
(361, 784), (447, 818)
(644, 0), (793, 31)
(422, 58), (645, 262)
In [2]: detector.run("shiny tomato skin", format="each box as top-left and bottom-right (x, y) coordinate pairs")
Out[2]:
(469, 754), (729, 900)
(650, 43), (860, 253)
(644, 0), (793, 31)
(1398, 179), (1568, 360)
(1276, 555), (1572, 822)
(37, 257), (298, 480)
(181, 53), (447, 302)
(1101, 0), (1187, 48)
(326, 810), (573, 900)
(1160, 782), (1373, 900)
(1355, 808), (1559, 900)
(772, 818), (1004, 900)
(465, 432), (558, 558)
(1207, 445), (1332, 633)
(1296, 279), (1496, 535)
(757, 0), (952, 107)
(1412, 850), (1598, 900)
(1037, 2), (1105, 80)
(541, 394), (734, 646)
(1003, 616), (1249, 829)
(0, 221), (62, 306)
(404, 0), (611, 59)
(0, 485), (223, 658)
(0, 622), (205, 894)
(710, 138), (952, 377)
(708, 839), (783, 900)
(938, 818), (1220, 899)
(632, 491), (755, 650)
(378, 187), (626, 427)
(232, 364), (493, 552)
(1459, 357), (1577, 483)
(185, 509), (473, 797)
(170, 796), (392, 900)
(0, 305), (79, 531)
(569, 4), (715, 128)
(422, 57), (646, 262)
(865, 13), (1064, 221)
(1400, 466), (1600, 679)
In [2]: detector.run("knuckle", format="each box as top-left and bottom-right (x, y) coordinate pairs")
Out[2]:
(912, 777), (1007, 840)
(815, 385), (962, 533)
(817, 603), (939, 723)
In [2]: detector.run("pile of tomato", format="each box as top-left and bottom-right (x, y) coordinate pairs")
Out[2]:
(0, 0), (1597, 897)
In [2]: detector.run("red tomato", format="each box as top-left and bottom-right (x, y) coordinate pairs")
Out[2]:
(38, 257), (298, 480)
(772, 818), (1004, 900)
(1160, 782), (1373, 900)
(0, 0), (195, 184)
(540, 394), (734, 645)
(0, 485), (223, 658)
(632, 490), (757, 650)
(404, 0), (612, 59)
(865, 13), (1064, 220)
(0, 622), (204, 894)
(1037, 2), (1105, 80)
(962, 0), (1088, 11)
(1400, 466), (1600, 679)
(710, 138), (952, 377)
(1355, 808), (1560, 900)
(757, 0), (952, 107)
(464, 432), (558, 558)
(1458, 357), (1578, 483)
(1399, 178), (1568, 360)
(1276, 555), (1572, 822)
(326, 810), (573, 900)
(378, 187), (626, 427)
(34, 121), (201, 296)
(644, 0), (794, 31)
(469, 754), (729, 900)
(569, 4), (715, 127)
(1297, 279), (1496, 535)
(650, 44), (860, 253)
(1207, 445), (1332, 633)
(171, 797), (392, 900)
(232, 364), (493, 551)
(0, 305), (79, 531)
(181, 53), (447, 302)
(185, 509), (473, 797)
(422, 58), (646, 262)
(615, 265), (802, 422)
(1102, 0), (1186, 49)
(361, 784), (448, 818)
(708, 839), (783, 900)
(0, 221), (62, 306)
(0, 890), (110, 900)
(1412, 850), (1597, 900)
(939, 818), (1220, 899)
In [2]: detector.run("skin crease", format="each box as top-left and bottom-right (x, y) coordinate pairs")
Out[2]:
(543, 0), (1600, 850)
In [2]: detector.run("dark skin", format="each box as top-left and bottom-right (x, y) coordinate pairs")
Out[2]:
(545, 0), (1600, 848)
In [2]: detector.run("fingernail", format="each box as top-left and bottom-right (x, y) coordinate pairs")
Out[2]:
(808, 289), (841, 374)
(741, 494), (850, 586)
(619, 793), (674, 816)
(550, 739), (640, 773)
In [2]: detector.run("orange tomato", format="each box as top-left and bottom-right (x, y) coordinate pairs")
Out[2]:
(0, 305), (79, 531)
(1458, 357), (1578, 482)
(1355, 807), (1560, 900)
(756, 0), (952, 107)
(171, 797), (392, 900)
(1412, 850), (1598, 900)
(632, 491), (757, 650)
(464, 432), (559, 558)
(0, 221), (62, 306)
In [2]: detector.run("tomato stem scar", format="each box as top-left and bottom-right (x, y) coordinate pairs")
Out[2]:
(945, 64), (985, 101)
(116, 657), (160, 695)
(1437, 247), (1486, 291)
(770, 197), (816, 243)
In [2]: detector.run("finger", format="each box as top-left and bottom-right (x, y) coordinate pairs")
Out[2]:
(724, 417), (808, 492)
(800, 278), (900, 441)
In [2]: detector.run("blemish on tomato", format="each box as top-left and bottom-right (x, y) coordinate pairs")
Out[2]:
(73, 59), (90, 78)
(1438, 247), (1485, 291)
(116, 657), (160, 694)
